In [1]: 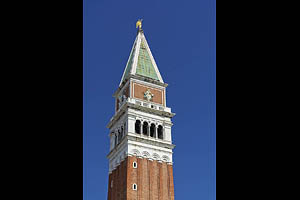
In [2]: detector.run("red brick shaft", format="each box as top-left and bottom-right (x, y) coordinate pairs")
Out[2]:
(107, 156), (175, 200)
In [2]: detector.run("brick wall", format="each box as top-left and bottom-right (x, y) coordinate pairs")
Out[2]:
(132, 83), (165, 106)
(107, 156), (175, 200)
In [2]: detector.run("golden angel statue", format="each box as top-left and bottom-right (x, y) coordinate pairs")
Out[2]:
(136, 19), (143, 30)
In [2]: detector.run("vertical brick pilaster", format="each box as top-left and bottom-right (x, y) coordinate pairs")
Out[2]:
(137, 157), (143, 199)
(161, 162), (169, 200)
(112, 165), (117, 200)
(158, 162), (163, 200)
(149, 160), (159, 200)
(116, 165), (120, 199)
(121, 158), (127, 200)
(167, 165), (175, 200)
(107, 173), (112, 200)
(107, 158), (129, 200)
(144, 159), (150, 199)
(139, 158), (149, 200)
(127, 156), (138, 200)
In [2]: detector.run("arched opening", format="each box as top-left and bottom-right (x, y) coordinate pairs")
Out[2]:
(143, 121), (148, 136)
(121, 126), (124, 137)
(132, 184), (137, 190)
(157, 125), (163, 139)
(135, 120), (141, 134)
(150, 123), (156, 138)
(114, 132), (117, 147)
(133, 162), (137, 168)
(118, 130), (122, 143)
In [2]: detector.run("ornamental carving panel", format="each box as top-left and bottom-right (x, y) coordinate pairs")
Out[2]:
(133, 83), (164, 105)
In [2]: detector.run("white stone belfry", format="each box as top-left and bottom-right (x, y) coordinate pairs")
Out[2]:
(106, 27), (175, 174)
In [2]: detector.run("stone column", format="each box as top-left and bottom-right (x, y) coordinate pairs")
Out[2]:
(164, 123), (172, 142)
(148, 122), (151, 137)
(110, 134), (114, 150)
(139, 121), (142, 134)
(127, 114), (136, 134)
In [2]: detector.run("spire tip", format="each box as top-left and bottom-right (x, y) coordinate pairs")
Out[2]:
(136, 19), (143, 31)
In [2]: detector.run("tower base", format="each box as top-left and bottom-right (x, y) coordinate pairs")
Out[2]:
(107, 156), (175, 200)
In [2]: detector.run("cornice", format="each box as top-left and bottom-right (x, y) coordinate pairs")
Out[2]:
(113, 79), (130, 97)
(106, 134), (175, 160)
(107, 104), (128, 129)
(107, 102), (175, 129)
(128, 102), (175, 118)
(107, 137), (127, 159)
(130, 74), (168, 87)
(127, 134), (175, 150)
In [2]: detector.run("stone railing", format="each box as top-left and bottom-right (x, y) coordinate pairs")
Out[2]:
(127, 98), (171, 113)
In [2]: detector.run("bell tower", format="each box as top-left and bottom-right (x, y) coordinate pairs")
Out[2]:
(107, 21), (175, 200)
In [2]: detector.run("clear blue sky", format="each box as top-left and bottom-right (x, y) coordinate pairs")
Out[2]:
(83, 0), (216, 199)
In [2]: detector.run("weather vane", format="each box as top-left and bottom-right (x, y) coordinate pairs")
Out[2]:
(136, 19), (143, 30)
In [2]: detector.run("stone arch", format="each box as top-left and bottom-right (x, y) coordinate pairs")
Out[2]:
(118, 129), (122, 143)
(143, 121), (149, 135)
(135, 120), (141, 134)
(150, 123), (156, 138)
(162, 155), (170, 162)
(131, 149), (141, 157)
(157, 125), (163, 139)
(121, 126), (124, 137)
(152, 153), (161, 161)
(113, 132), (117, 147)
(142, 151), (150, 158)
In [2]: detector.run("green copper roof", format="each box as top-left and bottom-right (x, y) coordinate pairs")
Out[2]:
(122, 42), (136, 82)
(120, 32), (163, 86)
(136, 39), (159, 80)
